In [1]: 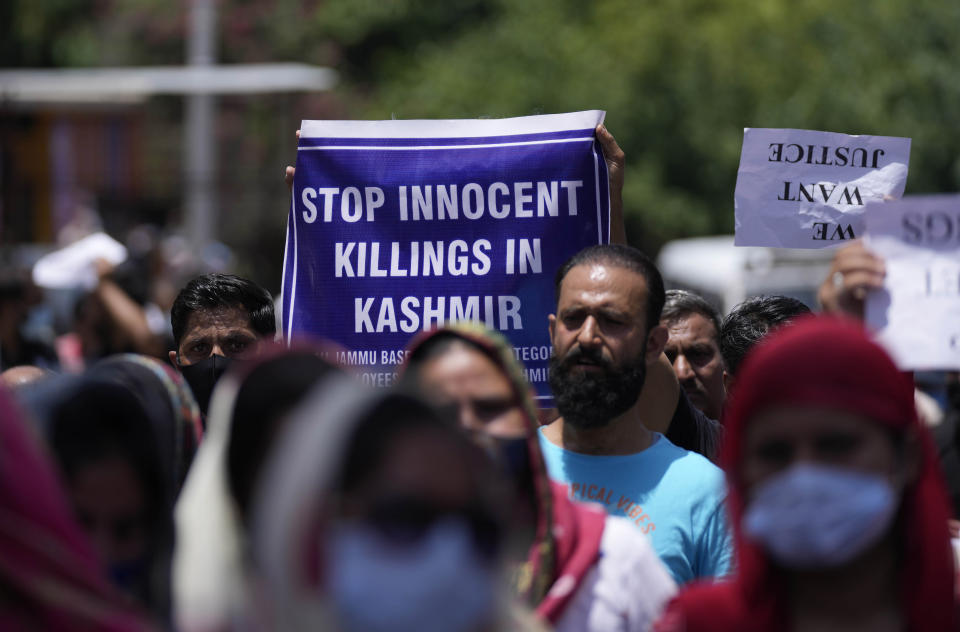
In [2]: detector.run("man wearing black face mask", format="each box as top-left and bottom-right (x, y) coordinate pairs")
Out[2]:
(169, 274), (275, 419)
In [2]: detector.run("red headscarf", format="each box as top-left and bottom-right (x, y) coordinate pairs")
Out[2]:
(656, 315), (956, 631)
(403, 324), (606, 624)
(0, 386), (149, 631)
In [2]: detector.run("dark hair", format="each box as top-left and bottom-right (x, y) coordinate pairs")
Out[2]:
(719, 295), (812, 375)
(338, 393), (472, 494)
(227, 352), (338, 522)
(90, 356), (199, 496)
(554, 244), (666, 330)
(46, 379), (171, 610)
(336, 393), (503, 558)
(661, 289), (722, 335)
(170, 274), (275, 348)
(48, 380), (167, 504)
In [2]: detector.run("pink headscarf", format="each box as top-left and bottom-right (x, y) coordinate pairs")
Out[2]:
(0, 386), (149, 631)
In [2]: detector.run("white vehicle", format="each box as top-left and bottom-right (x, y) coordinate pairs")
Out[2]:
(656, 235), (835, 313)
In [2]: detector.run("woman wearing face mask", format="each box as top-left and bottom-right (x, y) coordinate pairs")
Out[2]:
(655, 316), (957, 632)
(402, 324), (676, 632)
(249, 376), (543, 631)
(172, 344), (339, 632)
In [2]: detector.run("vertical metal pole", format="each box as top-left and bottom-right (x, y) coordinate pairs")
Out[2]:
(185, 0), (217, 252)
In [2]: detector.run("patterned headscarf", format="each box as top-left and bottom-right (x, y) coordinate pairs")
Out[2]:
(90, 354), (203, 498)
(404, 323), (606, 621)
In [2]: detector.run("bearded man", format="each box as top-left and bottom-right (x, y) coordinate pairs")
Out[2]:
(538, 244), (732, 584)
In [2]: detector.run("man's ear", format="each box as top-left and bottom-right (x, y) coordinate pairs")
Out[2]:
(548, 313), (557, 345)
(645, 323), (669, 362)
(723, 370), (736, 393)
(168, 350), (179, 369)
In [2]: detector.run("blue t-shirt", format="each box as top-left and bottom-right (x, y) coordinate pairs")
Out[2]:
(538, 429), (733, 585)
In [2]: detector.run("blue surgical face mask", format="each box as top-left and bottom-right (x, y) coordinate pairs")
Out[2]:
(326, 518), (498, 632)
(742, 463), (899, 569)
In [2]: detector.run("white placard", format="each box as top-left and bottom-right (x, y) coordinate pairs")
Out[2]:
(734, 128), (911, 248)
(32, 232), (128, 290)
(866, 194), (960, 369)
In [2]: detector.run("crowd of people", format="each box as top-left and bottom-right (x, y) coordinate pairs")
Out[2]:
(1, 128), (959, 631)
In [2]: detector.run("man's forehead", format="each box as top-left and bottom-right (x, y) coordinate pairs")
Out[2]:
(559, 262), (648, 305)
(183, 305), (255, 337)
(666, 312), (719, 340)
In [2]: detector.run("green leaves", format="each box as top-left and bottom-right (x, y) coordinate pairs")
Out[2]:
(7, 0), (959, 253)
(315, 0), (960, 248)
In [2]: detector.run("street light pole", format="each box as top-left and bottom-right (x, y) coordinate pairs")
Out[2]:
(185, 0), (217, 252)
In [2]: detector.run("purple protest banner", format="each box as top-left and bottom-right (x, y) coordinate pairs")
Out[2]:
(281, 111), (610, 405)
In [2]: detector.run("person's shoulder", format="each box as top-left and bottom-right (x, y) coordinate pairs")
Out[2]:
(537, 424), (560, 446)
(654, 433), (723, 473)
(650, 435), (726, 498)
(537, 425), (565, 458)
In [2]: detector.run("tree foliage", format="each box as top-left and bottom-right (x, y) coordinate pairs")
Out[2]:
(5, 0), (960, 256)
(312, 0), (960, 252)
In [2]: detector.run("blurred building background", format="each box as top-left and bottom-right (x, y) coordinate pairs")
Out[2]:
(2, 0), (960, 296)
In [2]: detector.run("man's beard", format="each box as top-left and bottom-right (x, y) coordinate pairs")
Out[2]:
(548, 344), (647, 430)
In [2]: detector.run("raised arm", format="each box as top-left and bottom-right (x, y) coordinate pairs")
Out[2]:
(596, 124), (627, 245)
(284, 129), (300, 190)
(817, 240), (885, 320)
(92, 259), (165, 357)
